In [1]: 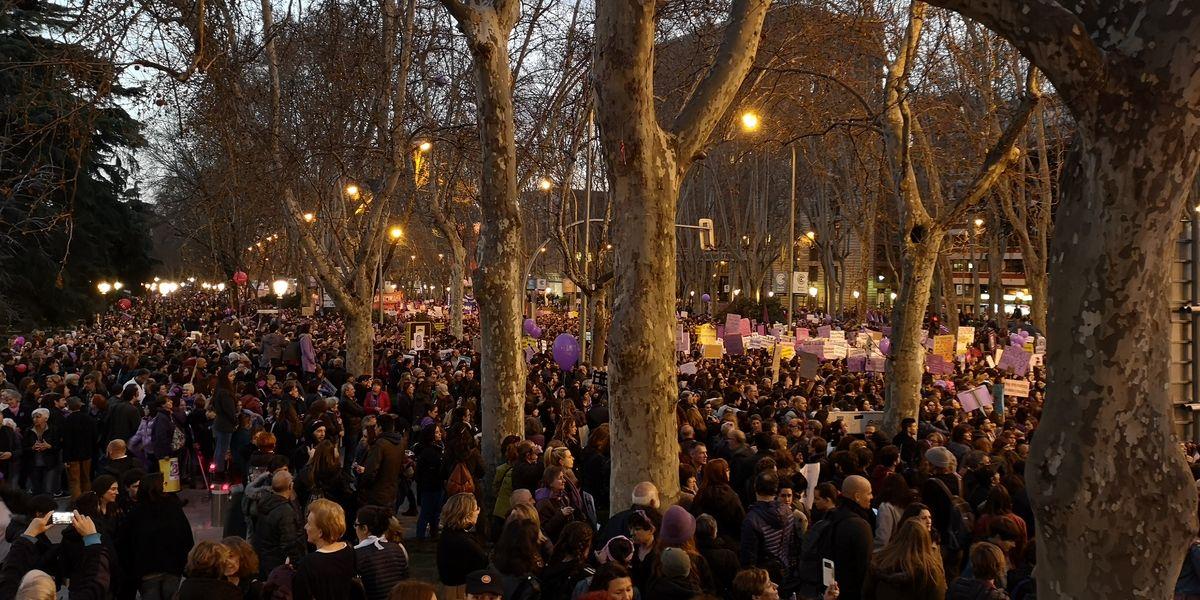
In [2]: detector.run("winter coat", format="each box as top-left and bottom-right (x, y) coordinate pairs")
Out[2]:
(213, 388), (239, 433)
(251, 492), (306, 577)
(355, 537), (410, 600)
(861, 564), (946, 600)
(60, 410), (97, 462)
(946, 577), (1010, 600)
(150, 406), (177, 459)
(107, 399), (141, 443)
(827, 500), (875, 600)
(414, 442), (444, 494)
(175, 577), (242, 600)
(690, 483), (746, 545)
(646, 575), (702, 600)
(874, 502), (903, 552)
(739, 499), (798, 579)
(359, 432), (405, 506)
(435, 528), (488, 586)
(118, 497), (194, 578)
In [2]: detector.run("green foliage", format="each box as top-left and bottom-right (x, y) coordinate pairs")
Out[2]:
(717, 295), (786, 325)
(0, 0), (155, 326)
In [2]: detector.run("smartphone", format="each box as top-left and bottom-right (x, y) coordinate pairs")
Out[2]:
(50, 512), (73, 525)
(822, 558), (835, 587)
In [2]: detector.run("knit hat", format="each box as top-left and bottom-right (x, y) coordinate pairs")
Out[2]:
(659, 505), (696, 545)
(660, 547), (691, 578)
(925, 446), (956, 470)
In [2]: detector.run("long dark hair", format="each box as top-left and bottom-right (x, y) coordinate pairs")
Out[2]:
(549, 521), (594, 563)
(215, 367), (236, 395)
(493, 520), (542, 575)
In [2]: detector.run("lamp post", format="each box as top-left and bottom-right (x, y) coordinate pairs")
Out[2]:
(272, 279), (288, 310)
(97, 282), (111, 295)
(808, 286), (818, 311)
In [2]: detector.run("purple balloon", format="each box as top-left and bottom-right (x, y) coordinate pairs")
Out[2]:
(878, 337), (891, 355)
(523, 318), (541, 338)
(701, 293), (711, 303)
(552, 333), (581, 370)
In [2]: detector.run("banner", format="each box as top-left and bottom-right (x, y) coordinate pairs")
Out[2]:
(956, 326), (975, 356)
(1003, 378), (1031, 398)
(957, 385), (993, 412)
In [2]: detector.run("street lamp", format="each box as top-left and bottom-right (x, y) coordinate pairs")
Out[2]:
(345, 183), (360, 198)
(272, 279), (289, 299)
(974, 218), (985, 227)
(805, 231), (816, 241)
(418, 141), (432, 153)
(216, 283), (226, 292)
(97, 282), (111, 295)
(852, 290), (861, 299)
(740, 111), (760, 131)
(538, 178), (552, 191)
(303, 212), (316, 223)
(389, 226), (403, 241)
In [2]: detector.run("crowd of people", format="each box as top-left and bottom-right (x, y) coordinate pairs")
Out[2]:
(0, 287), (1193, 600)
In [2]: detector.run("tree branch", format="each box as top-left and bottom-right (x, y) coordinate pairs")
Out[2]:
(670, 0), (770, 164)
(922, 0), (1103, 116)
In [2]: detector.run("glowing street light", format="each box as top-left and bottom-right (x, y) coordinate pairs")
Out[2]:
(303, 212), (316, 223)
(418, 141), (432, 152)
(345, 183), (360, 198)
(113, 281), (123, 290)
(805, 231), (816, 240)
(808, 287), (818, 298)
(389, 226), (403, 241)
(740, 111), (761, 131)
(216, 283), (226, 292)
(852, 290), (861, 299)
(973, 218), (984, 227)
(538, 178), (552, 191)
(878, 275), (885, 282)
(890, 292), (898, 300)
(272, 279), (289, 299)
(97, 282), (112, 295)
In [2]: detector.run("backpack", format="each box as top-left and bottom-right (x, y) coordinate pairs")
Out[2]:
(793, 512), (849, 597)
(128, 416), (154, 459)
(446, 462), (475, 496)
(170, 422), (186, 452)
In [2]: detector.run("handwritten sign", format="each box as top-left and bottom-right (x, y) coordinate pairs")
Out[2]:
(724, 334), (745, 355)
(1003, 378), (1030, 398)
(956, 326), (975, 356)
(725, 313), (741, 333)
(702, 343), (723, 359)
(697, 324), (717, 345)
(933, 335), (955, 361)
(818, 325), (832, 339)
(867, 355), (887, 373)
(997, 346), (1031, 376)
(797, 351), (820, 379)
(926, 354), (954, 376)
(798, 340), (826, 360)
(678, 362), (698, 375)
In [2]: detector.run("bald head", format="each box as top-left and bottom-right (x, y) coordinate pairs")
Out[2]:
(842, 475), (872, 510)
(632, 481), (659, 508)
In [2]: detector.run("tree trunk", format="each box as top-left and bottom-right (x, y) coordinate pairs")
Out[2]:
(882, 231), (942, 435)
(938, 251), (959, 332)
(344, 309), (374, 377)
(439, 0), (525, 468)
(449, 237), (467, 339)
(589, 284), (610, 368)
(1026, 268), (1046, 333)
(1028, 132), (1198, 598)
(987, 222), (1006, 329)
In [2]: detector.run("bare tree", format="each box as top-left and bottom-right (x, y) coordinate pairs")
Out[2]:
(593, 0), (770, 507)
(923, 0), (1200, 595)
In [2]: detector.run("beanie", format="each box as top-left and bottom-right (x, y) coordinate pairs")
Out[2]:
(659, 505), (696, 545)
(660, 547), (691, 578)
(925, 446), (956, 470)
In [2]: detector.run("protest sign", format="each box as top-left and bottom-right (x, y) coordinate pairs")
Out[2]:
(956, 326), (975, 356)
(957, 385), (993, 412)
(725, 313), (741, 333)
(800, 462), (820, 510)
(724, 334), (745, 355)
(740, 318), (752, 336)
(1003, 378), (1030, 398)
(678, 362), (698, 375)
(797, 351), (820, 379)
(697, 324), (717, 345)
(933, 335), (955, 361)
(827, 411), (884, 435)
(997, 346), (1031, 376)
(675, 330), (690, 353)
(818, 325), (832, 339)
(926, 354), (954, 376)
(830, 329), (846, 342)
(867, 355), (886, 373)
(824, 338), (849, 360)
(702, 343), (723, 359)
(798, 340), (826, 360)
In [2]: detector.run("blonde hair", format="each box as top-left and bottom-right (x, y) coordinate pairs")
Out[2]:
(307, 498), (346, 542)
(506, 502), (540, 526)
(542, 440), (567, 467)
(186, 541), (235, 579)
(872, 519), (946, 591)
(15, 569), (54, 600)
(442, 493), (479, 530)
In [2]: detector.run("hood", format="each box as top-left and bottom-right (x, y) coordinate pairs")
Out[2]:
(257, 492), (293, 518)
(750, 500), (790, 528)
(379, 432), (404, 445)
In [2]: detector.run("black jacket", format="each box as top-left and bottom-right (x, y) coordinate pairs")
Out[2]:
(646, 575), (702, 600)
(740, 499), (798, 579)
(435, 528), (488, 586)
(118, 497), (194, 578)
(61, 410), (97, 462)
(150, 406), (177, 459)
(175, 577), (242, 600)
(828, 499), (875, 600)
(107, 400), (141, 442)
(213, 388), (239, 433)
(251, 492), (306, 577)
(690, 483), (745, 546)
(359, 432), (405, 506)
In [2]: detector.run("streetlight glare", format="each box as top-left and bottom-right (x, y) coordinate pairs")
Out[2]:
(418, 141), (432, 152)
(303, 212), (316, 223)
(345, 183), (360, 197)
(740, 111), (761, 131)
(97, 282), (111, 294)
(113, 281), (123, 290)
(973, 218), (985, 227)
(389, 226), (403, 240)
(852, 290), (861, 299)
(805, 231), (816, 240)
(272, 279), (289, 298)
(808, 286), (819, 297)
(538, 178), (552, 191)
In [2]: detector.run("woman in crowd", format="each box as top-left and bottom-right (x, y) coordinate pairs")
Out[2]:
(119, 472), (194, 600)
(689, 459), (745, 547)
(414, 424), (445, 541)
(436, 493), (488, 599)
(354, 505), (411, 600)
(90, 474), (121, 541)
(947, 542), (1010, 600)
(493, 519), (544, 600)
(222, 536), (264, 600)
(586, 563), (636, 600)
(23, 408), (60, 495)
(296, 440), (353, 509)
(294, 499), (359, 600)
(540, 521), (595, 599)
(535, 466), (589, 541)
(174, 541), (242, 600)
(862, 519), (947, 599)
(873, 473), (914, 551)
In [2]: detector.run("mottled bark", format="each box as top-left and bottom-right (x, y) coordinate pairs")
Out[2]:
(449, 240), (466, 339)
(594, 0), (769, 508)
(344, 310), (374, 377)
(883, 229), (942, 434)
(922, 0), (1200, 596)
(439, 0), (525, 467)
(589, 284), (610, 368)
(937, 251), (959, 332)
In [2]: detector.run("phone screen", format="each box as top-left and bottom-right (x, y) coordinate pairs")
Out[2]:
(822, 558), (835, 586)
(51, 512), (73, 525)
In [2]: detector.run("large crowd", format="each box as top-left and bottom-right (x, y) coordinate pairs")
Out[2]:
(0, 288), (1197, 600)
